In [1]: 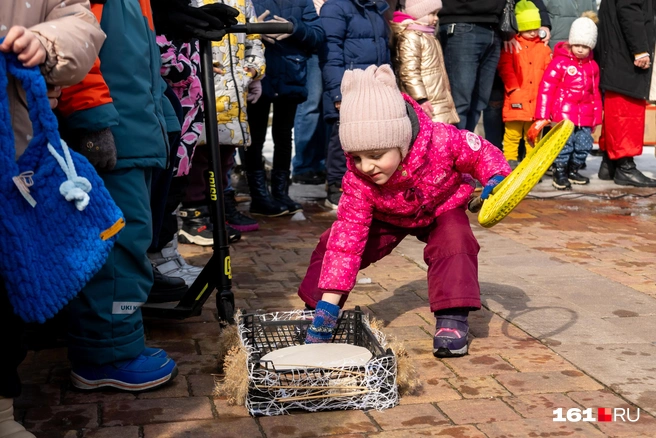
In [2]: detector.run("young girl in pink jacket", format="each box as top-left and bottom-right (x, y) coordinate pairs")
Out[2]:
(535, 16), (602, 190)
(298, 65), (511, 357)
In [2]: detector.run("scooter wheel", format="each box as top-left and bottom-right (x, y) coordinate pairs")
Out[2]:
(218, 297), (235, 325)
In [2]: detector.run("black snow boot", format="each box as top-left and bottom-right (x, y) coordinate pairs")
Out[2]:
(552, 163), (571, 190)
(613, 157), (656, 187)
(598, 152), (616, 181)
(271, 170), (302, 214)
(568, 162), (590, 185)
(246, 170), (289, 217)
(224, 191), (259, 232)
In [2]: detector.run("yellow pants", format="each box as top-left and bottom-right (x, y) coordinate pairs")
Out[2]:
(503, 121), (534, 161)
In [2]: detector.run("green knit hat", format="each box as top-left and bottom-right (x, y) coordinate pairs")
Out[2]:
(515, 0), (541, 32)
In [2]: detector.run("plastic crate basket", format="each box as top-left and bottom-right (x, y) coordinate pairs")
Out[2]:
(238, 307), (399, 416)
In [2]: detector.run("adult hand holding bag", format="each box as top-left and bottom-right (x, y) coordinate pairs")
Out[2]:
(0, 48), (125, 323)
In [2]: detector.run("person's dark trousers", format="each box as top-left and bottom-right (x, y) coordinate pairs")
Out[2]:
(0, 280), (25, 398)
(183, 144), (236, 207)
(67, 168), (153, 366)
(150, 85), (183, 251)
(149, 131), (180, 251)
(298, 206), (481, 312)
(439, 23), (501, 132)
(326, 120), (346, 186)
(245, 95), (298, 172)
(293, 54), (326, 176)
(483, 73), (505, 149)
(221, 146), (237, 194)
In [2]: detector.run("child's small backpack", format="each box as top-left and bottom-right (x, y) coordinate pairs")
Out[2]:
(0, 48), (124, 323)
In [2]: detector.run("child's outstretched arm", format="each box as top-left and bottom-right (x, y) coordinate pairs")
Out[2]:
(305, 174), (374, 343)
(442, 124), (511, 185)
(319, 174), (375, 294)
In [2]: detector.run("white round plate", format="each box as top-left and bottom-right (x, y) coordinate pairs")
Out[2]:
(260, 344), (373, 370)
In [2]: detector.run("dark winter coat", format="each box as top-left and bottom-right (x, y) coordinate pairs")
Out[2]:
(320, 0), (391, 120)
(253, 0), (325, 102)
(544, 0), (597, 48)
(439, 0), (551, 27)
(597, 0), (656, 100)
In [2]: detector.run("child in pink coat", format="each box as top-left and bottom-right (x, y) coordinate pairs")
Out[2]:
(535, 16), (602, 190)
(298, 65), (511, 357)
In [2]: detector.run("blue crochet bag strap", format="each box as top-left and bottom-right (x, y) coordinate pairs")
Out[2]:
(0, 42), (93, 211)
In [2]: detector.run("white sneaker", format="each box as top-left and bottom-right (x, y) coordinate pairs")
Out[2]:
(148, 235), (202, 286)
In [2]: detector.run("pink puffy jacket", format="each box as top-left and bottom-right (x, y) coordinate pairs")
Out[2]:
(318, 96), (511, 293)
(535, 42), (602, 128)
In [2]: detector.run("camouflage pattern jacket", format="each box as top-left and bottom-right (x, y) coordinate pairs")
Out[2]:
(197, 0), (266, 147)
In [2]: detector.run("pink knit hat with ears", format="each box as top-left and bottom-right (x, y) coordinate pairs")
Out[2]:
(404, 0), (442, 20)
(339, 65), (413, 159)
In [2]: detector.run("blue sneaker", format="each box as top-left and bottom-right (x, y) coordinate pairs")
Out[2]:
(143, 347), (168, 359)
(71, 354), (178, 391)
(433, 316), (469, 358)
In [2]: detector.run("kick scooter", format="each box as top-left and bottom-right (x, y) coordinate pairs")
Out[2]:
(142, 21), (293, 325)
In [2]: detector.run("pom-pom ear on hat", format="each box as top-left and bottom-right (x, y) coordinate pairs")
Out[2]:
(339, 65), (412, 159)
(569, 16), (598, 49)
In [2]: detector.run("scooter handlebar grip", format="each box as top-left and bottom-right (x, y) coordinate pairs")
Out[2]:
(225, 22), (294, 35)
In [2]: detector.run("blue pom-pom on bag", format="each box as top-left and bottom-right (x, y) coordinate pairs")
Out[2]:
(0, 46), (124, 323)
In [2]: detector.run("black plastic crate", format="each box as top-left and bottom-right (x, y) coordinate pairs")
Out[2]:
(238, 307), (399, 416)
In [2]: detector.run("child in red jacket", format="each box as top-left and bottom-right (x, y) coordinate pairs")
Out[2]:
(497, 0), (551, 169)
(298, 65), (511, 358)
(535, 16), (602, 190)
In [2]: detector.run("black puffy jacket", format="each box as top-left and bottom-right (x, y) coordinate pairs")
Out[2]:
(597, 0), (656, 100)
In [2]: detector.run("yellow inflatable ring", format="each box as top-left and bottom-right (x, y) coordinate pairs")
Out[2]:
(478, 119), (575, 228)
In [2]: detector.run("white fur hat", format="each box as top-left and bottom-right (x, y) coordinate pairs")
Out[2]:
(569, 17), (597, 49)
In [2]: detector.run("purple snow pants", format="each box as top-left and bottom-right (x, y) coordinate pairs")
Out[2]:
(298, 206), (481, 312)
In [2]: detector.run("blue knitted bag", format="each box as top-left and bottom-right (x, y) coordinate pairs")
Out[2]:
(0, 48), (125, 323)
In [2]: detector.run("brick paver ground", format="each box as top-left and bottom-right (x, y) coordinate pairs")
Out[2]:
(15, 189), (656, 437)
(491, 189), (656, 296)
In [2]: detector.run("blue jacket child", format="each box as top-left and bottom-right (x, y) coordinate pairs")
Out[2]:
(245, 0), (325, 218)
(320, 0), (391, 121)
(253, 0), (325, 102)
